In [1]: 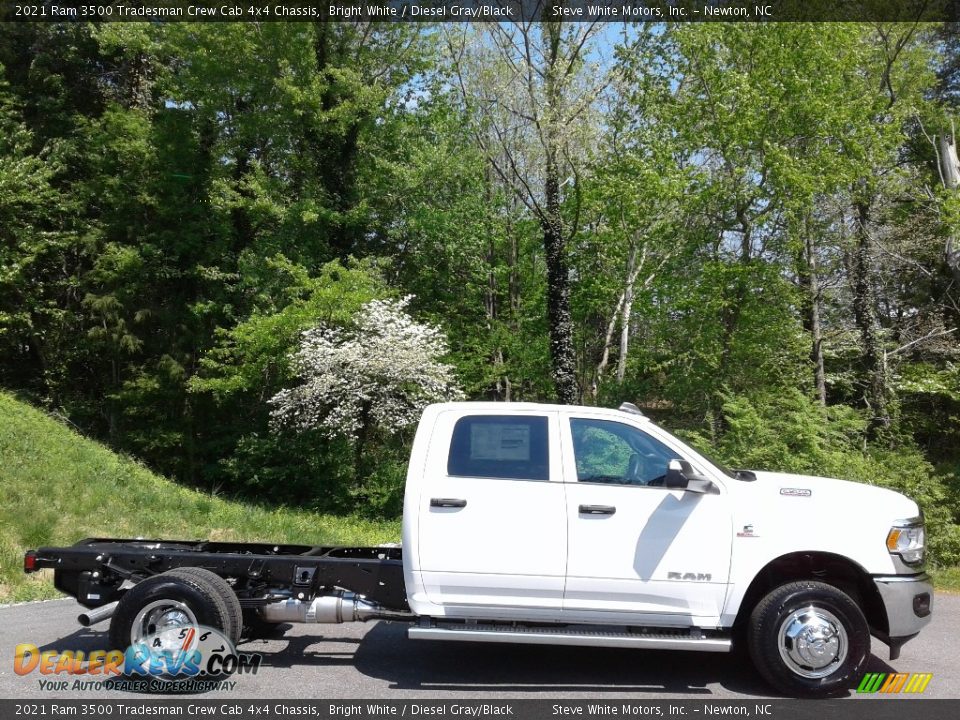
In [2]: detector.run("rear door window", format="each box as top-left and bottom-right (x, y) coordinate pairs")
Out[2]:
(447, 415), (549, 481)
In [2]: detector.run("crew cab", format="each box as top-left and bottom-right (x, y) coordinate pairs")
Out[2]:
(24, 402), (933, 697)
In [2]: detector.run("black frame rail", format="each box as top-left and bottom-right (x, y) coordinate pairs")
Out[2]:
(25, 538), (408, 611)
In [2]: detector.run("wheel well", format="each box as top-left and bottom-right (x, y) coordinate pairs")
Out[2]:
(733, 552), (887, 636)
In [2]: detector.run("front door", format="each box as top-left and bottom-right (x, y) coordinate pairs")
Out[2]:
(562, 416), (732, 624)
(417, 411), (567, 612)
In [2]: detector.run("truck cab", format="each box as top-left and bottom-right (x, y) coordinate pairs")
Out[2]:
(401, 402), (933, 696)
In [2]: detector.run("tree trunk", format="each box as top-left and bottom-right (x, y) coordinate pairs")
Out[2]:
(939, 131), (960, 283)
(616, 248), (638, 384)
(508, 221), (520, 316)
(594, 291), (625, 398)
(504, 212), (519, 402)
(122, 52), (153, 111)
(800, 223), (827, 406)
(596, 247), (638, 395)
(541, 27), (579, 405)
(483, 164), (505, 400)
(714, 208), (752, 429)
(542, 160), (579, 404)
(850, 202), (891, 437)
(354, 399), (371, 485)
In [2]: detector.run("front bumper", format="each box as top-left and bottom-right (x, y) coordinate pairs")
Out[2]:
(872, 573), (933, 659)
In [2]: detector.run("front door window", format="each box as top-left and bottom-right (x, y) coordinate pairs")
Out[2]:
(570, 418), (680, 487)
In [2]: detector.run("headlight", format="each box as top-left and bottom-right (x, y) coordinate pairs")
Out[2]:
(886, 518), (925, 566)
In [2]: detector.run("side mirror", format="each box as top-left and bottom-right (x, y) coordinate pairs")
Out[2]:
(666, 460), (719, 495)
(665, 459), (688, 489)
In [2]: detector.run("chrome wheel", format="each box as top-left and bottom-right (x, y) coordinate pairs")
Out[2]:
(130, 599), (198, 649)
(777, 605), (848, 679)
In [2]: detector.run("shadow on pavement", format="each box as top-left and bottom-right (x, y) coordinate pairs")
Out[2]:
(35, 619), (901, 699)
(353, 623), (761, 695)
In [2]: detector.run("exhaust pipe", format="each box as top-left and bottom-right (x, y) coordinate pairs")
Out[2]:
(260, 591), (413, 624)
(78, 601), (118, 627)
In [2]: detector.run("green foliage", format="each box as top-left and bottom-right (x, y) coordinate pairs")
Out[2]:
(216, 430), (356, 512)
(186, 257), (393, 506)
(0, 391), (399, 601)
(191, 257), (389, 398)
(0, 21), (958, 568)
(351, 445), (410, 518)
(683, 390), (960, 567)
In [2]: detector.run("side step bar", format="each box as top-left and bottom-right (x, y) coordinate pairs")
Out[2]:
(408, 623), (731, 653)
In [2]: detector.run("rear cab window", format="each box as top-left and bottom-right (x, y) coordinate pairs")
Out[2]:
(447, 415), (550, 481)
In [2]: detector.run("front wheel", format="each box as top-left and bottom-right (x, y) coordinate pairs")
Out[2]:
(747, 581), (870, 697)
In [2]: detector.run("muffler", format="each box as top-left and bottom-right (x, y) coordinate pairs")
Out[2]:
(260, 591), (412, 624)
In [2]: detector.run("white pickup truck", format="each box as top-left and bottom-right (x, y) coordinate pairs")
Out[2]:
(26, 402), (933, 697)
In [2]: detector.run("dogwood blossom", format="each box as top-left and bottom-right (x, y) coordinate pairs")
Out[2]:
(269, 297), (464, 440)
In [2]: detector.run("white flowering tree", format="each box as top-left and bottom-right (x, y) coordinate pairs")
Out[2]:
(269, 297), (464, 470)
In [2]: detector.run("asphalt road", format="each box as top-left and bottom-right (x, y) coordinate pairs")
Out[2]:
(0, 595), (957, 700)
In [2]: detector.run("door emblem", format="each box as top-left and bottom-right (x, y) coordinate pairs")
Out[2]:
(667, 572), (712, 581)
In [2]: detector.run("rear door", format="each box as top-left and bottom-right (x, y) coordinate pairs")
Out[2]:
(417, 410), (567, 611)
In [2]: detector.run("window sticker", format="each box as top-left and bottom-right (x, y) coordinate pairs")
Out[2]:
(470, 423), (531, 461)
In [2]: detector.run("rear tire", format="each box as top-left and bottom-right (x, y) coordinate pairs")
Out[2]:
(747, 580), (870, 697)
(109, 571), (232, 653)
(166, 567), (242, 645)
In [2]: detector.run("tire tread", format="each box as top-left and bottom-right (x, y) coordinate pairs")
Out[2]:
(747, 580), (869, 698)
(167, 567), (242, 645)
(108, 572), (232, 651)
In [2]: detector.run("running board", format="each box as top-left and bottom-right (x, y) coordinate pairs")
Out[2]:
(408, 623), (731, 652)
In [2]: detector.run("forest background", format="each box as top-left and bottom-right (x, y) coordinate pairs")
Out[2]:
(3, 20), (960, 569)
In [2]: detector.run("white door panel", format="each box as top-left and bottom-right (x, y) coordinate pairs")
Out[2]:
(564, 484), (730, 617)
(421, 570), (564, 608)
(418, 412), (566, 610)
(562, 417), (732, 621)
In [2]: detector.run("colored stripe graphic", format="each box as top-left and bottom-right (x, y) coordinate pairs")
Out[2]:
(857, 673), (886, 693)
(904, 674), (933, 693)
(880, 673), (908, 693)
(857, 672), (932, 694)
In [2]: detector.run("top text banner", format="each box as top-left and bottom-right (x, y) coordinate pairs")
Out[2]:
(0, 0), (957, 22)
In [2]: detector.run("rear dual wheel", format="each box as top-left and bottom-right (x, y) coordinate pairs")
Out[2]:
(166, 567), (242, 645)
(109, 569), (242, 652)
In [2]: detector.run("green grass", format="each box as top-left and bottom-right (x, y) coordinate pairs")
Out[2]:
(0, 392), (400, 603)
(931, 566), (960, 594)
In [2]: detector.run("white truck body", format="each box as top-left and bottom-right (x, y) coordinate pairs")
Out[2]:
(399, 402), (932, 695)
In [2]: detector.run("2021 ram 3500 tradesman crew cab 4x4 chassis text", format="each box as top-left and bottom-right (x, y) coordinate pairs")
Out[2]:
(24, 402), (933, 697)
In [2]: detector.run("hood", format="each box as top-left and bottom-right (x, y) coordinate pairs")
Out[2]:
(744, 470), (920, 521)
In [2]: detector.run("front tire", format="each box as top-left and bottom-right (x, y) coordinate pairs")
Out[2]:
(748, 581), (870, 697)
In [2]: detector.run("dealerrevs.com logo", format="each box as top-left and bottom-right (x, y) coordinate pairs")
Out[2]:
(856, 672), (933, 694)
(14, 625), (261, 692)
